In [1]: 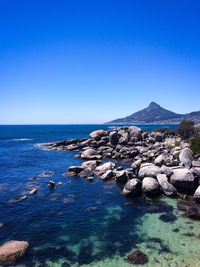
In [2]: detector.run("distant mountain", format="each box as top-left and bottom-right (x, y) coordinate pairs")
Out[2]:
(107, 102), (200, 124)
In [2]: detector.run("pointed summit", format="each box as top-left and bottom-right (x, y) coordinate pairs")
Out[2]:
(148, 102), (161, 109)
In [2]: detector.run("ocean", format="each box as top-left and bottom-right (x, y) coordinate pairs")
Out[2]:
(0, 124), (199, 267)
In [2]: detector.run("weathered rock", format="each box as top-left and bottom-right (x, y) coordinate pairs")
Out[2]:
(115, 170), (127, 183)
(157, 174), (177, 197)
(127, 250), (148, 264)
(161, 165), (173, 177)
(8, 195), (27, 204)
(179, 148), (193, 169)
(142, 177), (160, 196)
(79, 167), (94, 178)
(193, 185), (200, 203)
(48, 181), (55, 188)
(170, 168), (197, 193)
(154, 154), (166, 167)
(89, 129), (106, 140)
(86, 176), (94, 182)
(138, 165), (161, 179)
(64, 171), (77, 177)
(118, 132), (129, 145)
(81, 148), (102, 160)
(29, 187), (37, 195)
(68, 166), (84, 174)
(100, 170), (113, 180)
(94, 162), (115, 176)
(192, 161), (200, 168)
(38, 171), (54, 178)
(81, 160), (98, 171)
(109, 131), (119, 146)
(122, 179), (142, 197)
(0, 240), (29, 264)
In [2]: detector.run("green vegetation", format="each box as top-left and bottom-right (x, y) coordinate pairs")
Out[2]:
(176, 120), (195, 139)
(190, 135), (200, 154)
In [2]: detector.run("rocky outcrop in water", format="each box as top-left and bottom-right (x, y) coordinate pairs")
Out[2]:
(42, 126), (200, 201)
(0, 240), (29, 264)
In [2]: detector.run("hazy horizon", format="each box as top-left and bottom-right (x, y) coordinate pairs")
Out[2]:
(1, 1), (200, 124)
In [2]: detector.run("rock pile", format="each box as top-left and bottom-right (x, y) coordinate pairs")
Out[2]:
(43, 126), (200, 200)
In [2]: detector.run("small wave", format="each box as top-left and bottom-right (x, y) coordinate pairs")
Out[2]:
(11, 138), (32, 141)
(34, 143), (49, 150)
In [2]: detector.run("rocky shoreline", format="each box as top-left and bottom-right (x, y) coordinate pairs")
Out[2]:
(42, 126), (200, 219)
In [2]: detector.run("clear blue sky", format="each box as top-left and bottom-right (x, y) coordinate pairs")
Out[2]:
(1, 0), (200, 124)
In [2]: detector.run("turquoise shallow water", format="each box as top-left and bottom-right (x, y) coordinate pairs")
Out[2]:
(1, 124), (199, 267)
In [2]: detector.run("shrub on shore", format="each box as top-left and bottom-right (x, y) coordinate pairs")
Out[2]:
(190, 135), (200, 154)
(176, 120), (195, 139)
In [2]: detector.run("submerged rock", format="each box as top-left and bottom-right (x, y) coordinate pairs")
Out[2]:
(127, 250), (148, 264)
(8, 195), (27, 204)
(0, 240), (29, 264)
(68, 166), (83, 174)
(122, 179), (142, 197)
(48, 181), (56, 188)
(29, 187), (37, 195)
(159, 213), (177, 223)
(38, 171), (54, 178)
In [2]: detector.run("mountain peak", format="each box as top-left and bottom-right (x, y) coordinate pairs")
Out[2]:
(148, 102), (160, 108)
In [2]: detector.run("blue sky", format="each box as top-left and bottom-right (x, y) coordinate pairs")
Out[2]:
(1, 0), (200, 124)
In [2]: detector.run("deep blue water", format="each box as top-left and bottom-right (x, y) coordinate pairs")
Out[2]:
(0, 124), (177, 266)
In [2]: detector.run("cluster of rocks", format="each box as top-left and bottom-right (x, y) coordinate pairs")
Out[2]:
(42, 126), (200, 221)
(43, 126), (200, 203)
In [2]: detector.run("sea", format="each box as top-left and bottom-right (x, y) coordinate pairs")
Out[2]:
(0, 124), (200, 267)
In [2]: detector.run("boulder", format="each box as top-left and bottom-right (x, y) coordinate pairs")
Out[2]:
(109, 131), (118, 146)
(192, 161), (200, 168)
(68, 166), (84, 174)
(179, 148), (193, 169)
(81, 160), (98, 171)
(138, 165), (161, 179)
(142, 177), (160, 196)
(122, 179), (142, 197)
(0, 240), (29, 264)
(170, 168), (197, 193)
(100, 170), (113, 180)
(89, 129), (106, 140)
(114, 170), (128, 183)
(154, 154), (166, 167)
(161, 165), (173, 177)
(157, 174), (177, 197)
(81, 149), (102, 160)
(193, 186), (200, 203)
(94, 162), (115, 176)
(48, 181), (55, 188)
(118, 132), (129, 145)
(79, 168), (94, 178)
